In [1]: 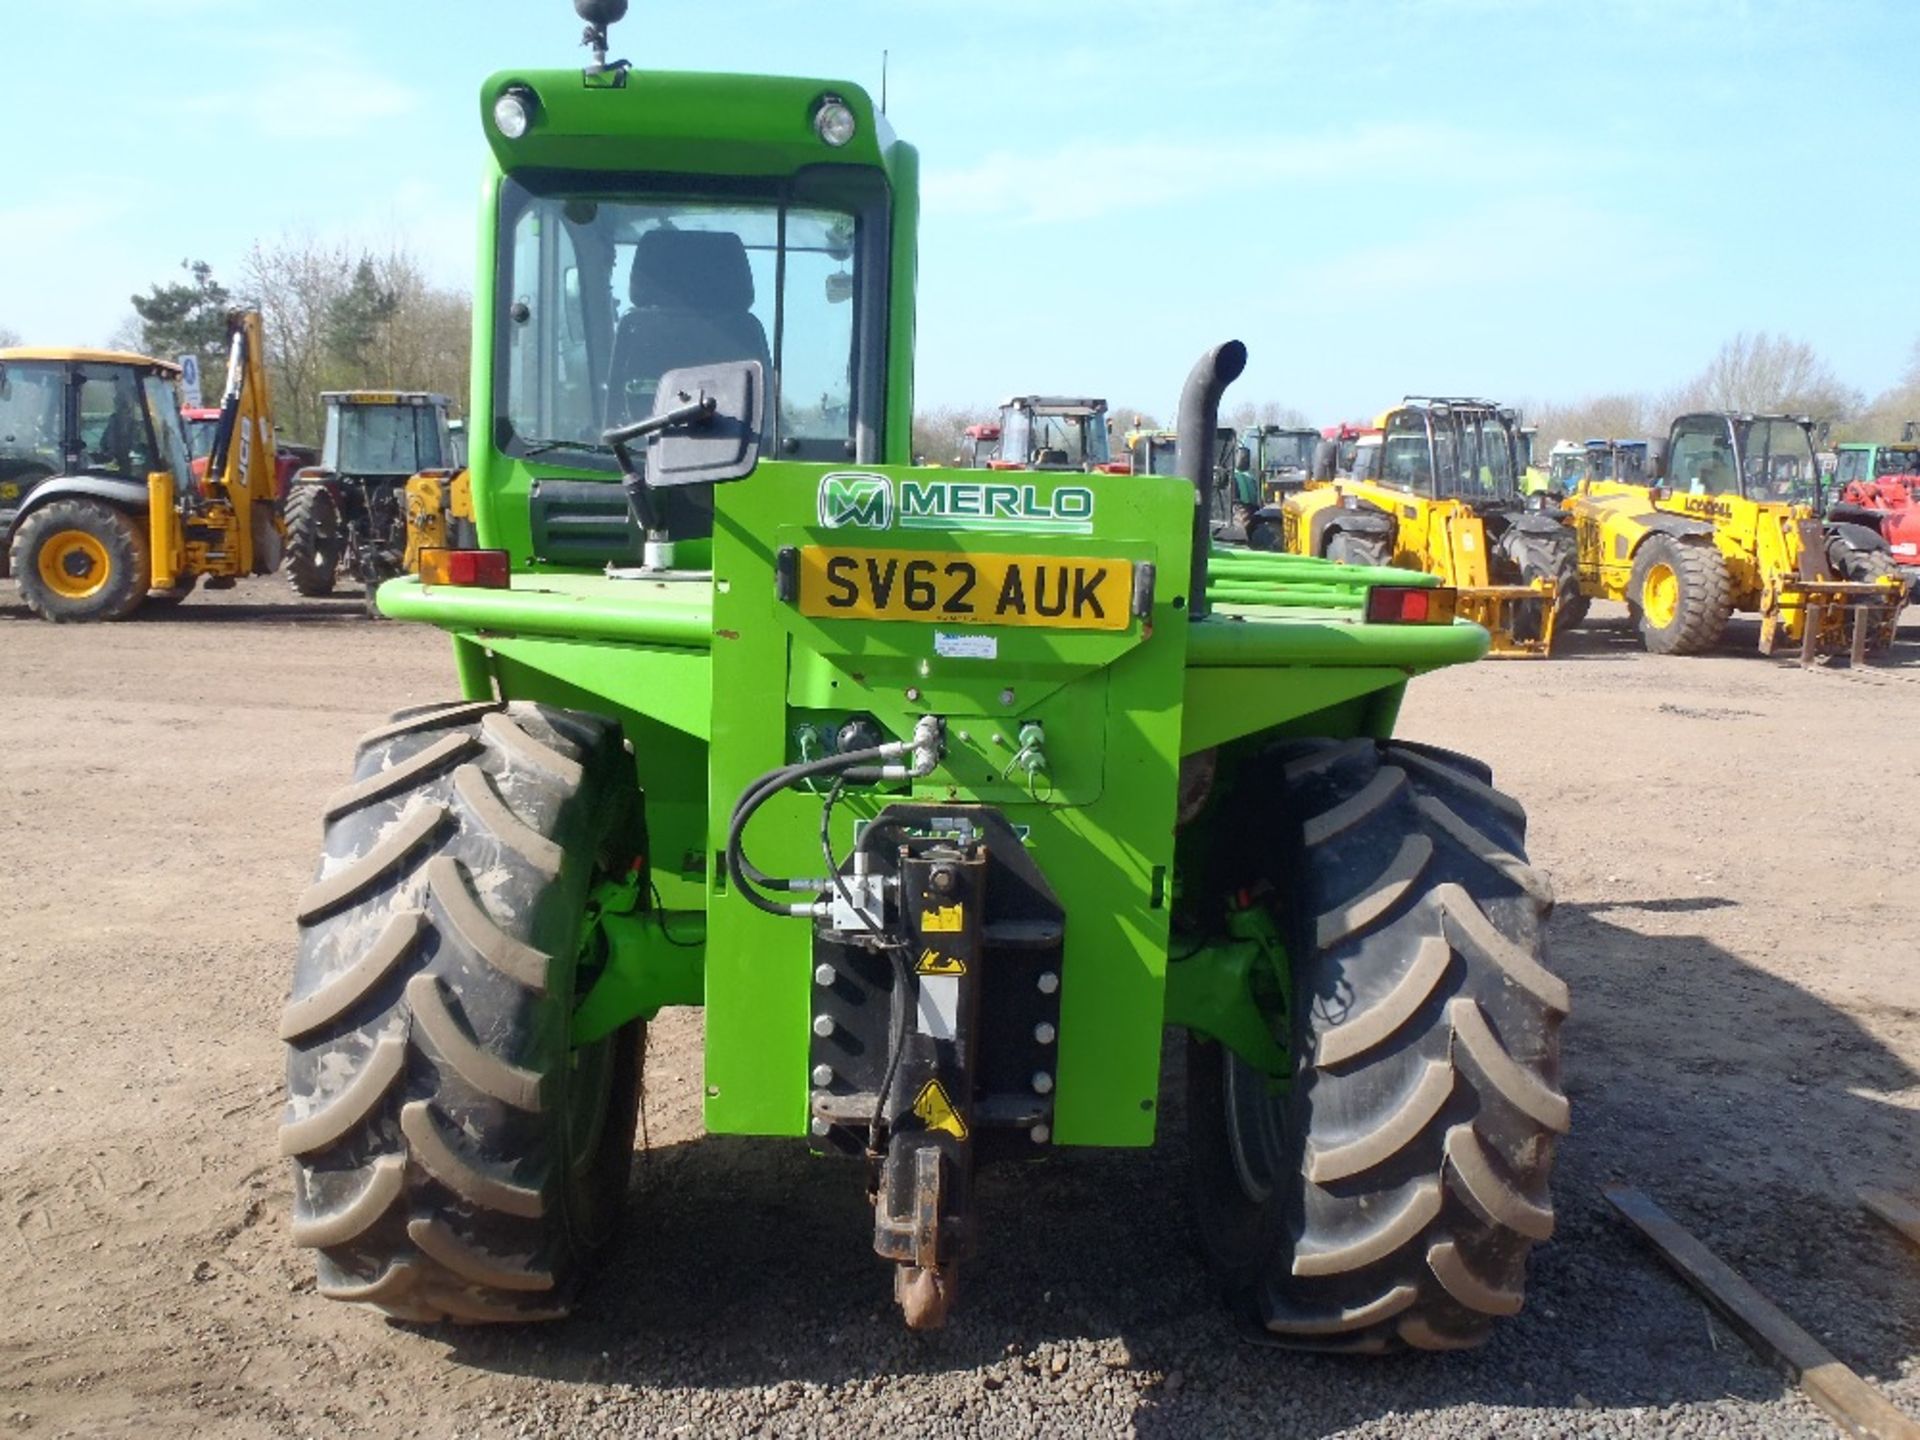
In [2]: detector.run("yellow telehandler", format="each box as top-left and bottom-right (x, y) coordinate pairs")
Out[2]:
(1279, 397), (1576, 655)
(1563, 411), (1906, 658)
(1, 310), (282, 621)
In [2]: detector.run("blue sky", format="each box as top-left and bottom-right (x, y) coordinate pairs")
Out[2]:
(4, 0), (1917, 419)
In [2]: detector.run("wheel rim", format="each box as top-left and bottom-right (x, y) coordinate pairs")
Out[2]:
(36, 530), (112, 601)
(1221, 1053), (1288, 1203)
(1641, 561), (1680, 628)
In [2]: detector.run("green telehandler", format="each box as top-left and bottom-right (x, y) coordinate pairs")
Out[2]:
(281, 0), (1568, 1349)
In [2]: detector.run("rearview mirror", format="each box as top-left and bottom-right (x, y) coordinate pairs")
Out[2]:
(824, 272), (853, 305)
(645, 360), (764, 488)
(1234, 445), (1251, 471)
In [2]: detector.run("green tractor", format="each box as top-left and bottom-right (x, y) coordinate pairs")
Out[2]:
(282, 0), (1568, 1348)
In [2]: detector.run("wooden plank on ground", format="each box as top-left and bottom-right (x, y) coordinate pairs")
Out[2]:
(1605, 1185), (1920, 1440)
(1860, 1189), (1920, 1250)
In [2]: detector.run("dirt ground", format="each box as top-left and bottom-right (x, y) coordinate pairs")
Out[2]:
(2, 580), (1917, 1439)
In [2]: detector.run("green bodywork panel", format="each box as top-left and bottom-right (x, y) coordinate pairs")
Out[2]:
(381, 60), (1494, 1152)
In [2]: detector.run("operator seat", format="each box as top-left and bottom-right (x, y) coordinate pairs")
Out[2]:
(607, 229), (773, 430)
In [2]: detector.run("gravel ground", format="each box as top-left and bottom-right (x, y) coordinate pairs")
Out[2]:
(0, 579), (1916, 1439)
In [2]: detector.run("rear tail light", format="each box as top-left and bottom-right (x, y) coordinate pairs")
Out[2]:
(1364, 584), (1457, 624)
(419, 547), (510, 589)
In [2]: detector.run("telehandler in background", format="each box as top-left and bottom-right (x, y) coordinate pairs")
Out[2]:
(282, 0), (1568, 1351)
(1, 312), (283, 621)
(283, 390), (464, 612)
(1828, 429), (1920, 593)
(1278, 398), (1576, 655)
(1562, 411), (1905, 657)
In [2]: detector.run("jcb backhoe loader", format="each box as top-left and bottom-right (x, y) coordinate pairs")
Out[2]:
(1563, 411), (1905, 658)
(1, 311), (282, 621)
(1280, 398), (1577, 655)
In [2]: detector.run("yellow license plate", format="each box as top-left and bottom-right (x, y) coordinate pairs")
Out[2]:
(795, 546), (1132, 631)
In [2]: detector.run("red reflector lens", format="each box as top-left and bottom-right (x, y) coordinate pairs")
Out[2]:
(420, 547), (510, 589)
(1364, 584), (1454, 624)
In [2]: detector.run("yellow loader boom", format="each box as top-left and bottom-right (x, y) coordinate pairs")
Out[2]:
(151, 310), (283, 589)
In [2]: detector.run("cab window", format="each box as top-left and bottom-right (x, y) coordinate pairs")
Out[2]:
(1669, 421), (1736, 496)
(77, 367), (154, 479)
(1382, 411), (1430, 490)
(1835, 449), (1867, 485)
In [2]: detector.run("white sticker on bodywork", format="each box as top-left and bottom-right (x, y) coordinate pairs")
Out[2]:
(934, 631), (997, 660)
(915, 975), (960, 1039)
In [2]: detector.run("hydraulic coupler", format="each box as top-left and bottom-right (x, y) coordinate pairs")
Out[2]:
(807, 806), (1065, 1329)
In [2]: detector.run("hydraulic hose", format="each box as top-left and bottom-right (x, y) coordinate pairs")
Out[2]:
(726, 742), (902, 916)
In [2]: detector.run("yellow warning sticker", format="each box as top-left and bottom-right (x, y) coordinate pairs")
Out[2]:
(911, 1079), (968, 1140)
(915, 947), (967, 977)
(921, 904), (965, 933)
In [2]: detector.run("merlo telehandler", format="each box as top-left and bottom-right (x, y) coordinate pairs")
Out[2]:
(2, 312), (283, 621)
(281, 0), (1569, 1349)
(1563, 411), (1905, 657)
(1278, 398), (1577, 655)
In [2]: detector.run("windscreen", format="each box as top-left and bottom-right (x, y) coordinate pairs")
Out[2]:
(0, 361), (65, 487)
(497, 169), (888, 471)
(141, 377), (193, 488)
(1024, 412), (1108, 467)
(1876, 445), (1920, 476)
(1444, 412), (1517, 500)
(1739, 419), (1818, 504)
(1257, 432), (1315, 471)
(184, 416), (218, 461)
(328, 404), (441, 477)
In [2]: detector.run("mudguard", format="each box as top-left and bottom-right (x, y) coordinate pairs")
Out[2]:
(1641, 512), (1716, 542)
(1507, 511), (1570, 537)
(3, 475), (148, 543)
(1310, 499), (1394, 557)
(1826, 520), (1890, 555)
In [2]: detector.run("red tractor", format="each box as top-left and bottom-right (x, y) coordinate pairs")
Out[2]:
(1830, 430), (1920, 594)
(182, 406), (316, 492)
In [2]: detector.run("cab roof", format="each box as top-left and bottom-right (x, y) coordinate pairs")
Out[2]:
(0, 346), (179, 373)
(1001, 396), (1107, 414)
(321, 390), (453, 407)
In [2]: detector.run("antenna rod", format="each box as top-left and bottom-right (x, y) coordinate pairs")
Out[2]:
(882, 49), (889, 114)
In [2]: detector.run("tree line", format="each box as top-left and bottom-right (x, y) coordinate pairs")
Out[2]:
(25, 279), (1915, 460)
(106, 245), (471, 446)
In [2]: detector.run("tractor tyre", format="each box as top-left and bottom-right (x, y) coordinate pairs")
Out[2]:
(284, 485), (342, 597)
(1629, 535), (1730, 655)
(282, 700), (645, 1323)
(10, 499), (151, 623)
(1188, 737), (1566, 1352)
(1516, 532), (1588, 632)
(1828, 542), (1905, 654)
(1325, 529), (1391, 569)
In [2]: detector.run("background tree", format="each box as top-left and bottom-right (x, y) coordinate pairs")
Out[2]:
(1671, 331), (1861, 423)
(129, 259), (231, 393)
(0, 324), (19, 348)
(911, 402), (994, 465)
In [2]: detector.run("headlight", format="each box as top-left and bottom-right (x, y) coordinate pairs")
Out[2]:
(493, 89), (535, 140)
(813, 95), (856, 148)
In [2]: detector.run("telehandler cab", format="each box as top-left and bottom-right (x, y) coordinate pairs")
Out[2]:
(2, 314), (283, 621)
(283, 390), (463, 611)
(1278, 398), (1577, 656)
(282, 0), (1568, 1348)
(1563, 411), (1905, 657)
(1829, 434), (1920, 592)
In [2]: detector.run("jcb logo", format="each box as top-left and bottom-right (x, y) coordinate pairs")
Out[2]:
(818, 472), (892, 529)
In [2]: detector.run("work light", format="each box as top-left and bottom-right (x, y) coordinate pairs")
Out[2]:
(813, 96), (856, 147)
(493, 89), (535, 140)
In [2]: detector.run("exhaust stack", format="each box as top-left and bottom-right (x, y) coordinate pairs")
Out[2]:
(1175, 340), (1247, 622)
